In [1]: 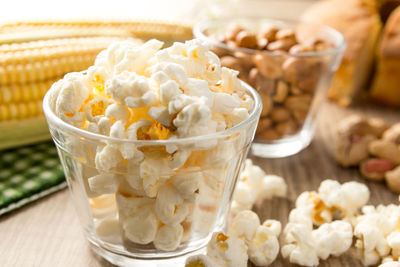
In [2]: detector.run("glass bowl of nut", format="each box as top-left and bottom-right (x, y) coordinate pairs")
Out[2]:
(194, 18), (345, 158)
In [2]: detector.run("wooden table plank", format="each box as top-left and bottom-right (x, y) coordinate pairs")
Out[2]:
(0, 101), (398, 267)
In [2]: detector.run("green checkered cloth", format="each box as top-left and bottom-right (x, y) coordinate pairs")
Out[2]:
(0, 141), (66, 216)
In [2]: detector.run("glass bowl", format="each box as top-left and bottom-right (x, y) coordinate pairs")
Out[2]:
(43, 81), (261, 266)
(194, 17), (345, 158)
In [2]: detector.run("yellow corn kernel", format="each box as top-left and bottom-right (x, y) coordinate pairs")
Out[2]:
(0, 36), (127, 86)
(0, 100), (42, 121)
(0, 79), (55, 104)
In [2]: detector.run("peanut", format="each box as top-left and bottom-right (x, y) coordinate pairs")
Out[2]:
(369, 139), (400, 165)
(289, 44), (315, 54)
(283, 57), (320, 91)
(260, 92), (273, 118)
(248, 68), (275, 95)
(220, 56), (244, 74)
(270, 106), (291, 122)
(256, 117), (272, 134)
(267, 39), (296, 52)
(275, 119), (298, 135)
(276, 29), (296, 42)
(235, 31), (258, 49)
(285, 95), (312, 113)
(383, 123), (400, 144)
(335, 134), (376, 167)
(253, 53), (283, 79)
(385, 166), (400, 193)
(259, 26), (279, 42)
(360, 158), (395, 181)
(273, 81), (289, 103)
(338, 115), (389, 138)
(225, 24), (244, 41)
(257, 128), (281, 141)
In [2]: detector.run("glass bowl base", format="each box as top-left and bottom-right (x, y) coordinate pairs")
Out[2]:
(251, 130), (313, 158)
(89, 237), (207, 267)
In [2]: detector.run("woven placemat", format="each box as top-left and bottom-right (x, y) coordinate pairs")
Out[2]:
(0, 141), (66, 216)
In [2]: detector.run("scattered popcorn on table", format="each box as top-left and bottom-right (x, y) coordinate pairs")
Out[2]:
(49, 38), (257, 252)
(354, 204), (400, 266)
(231, 159), (287, 216)
(281, 179), (365, 266)
(186, 210), (281, 267)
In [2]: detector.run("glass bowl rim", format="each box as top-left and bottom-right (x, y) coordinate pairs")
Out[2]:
(43, 79), (262, 145)
(193, 17), (346, 58)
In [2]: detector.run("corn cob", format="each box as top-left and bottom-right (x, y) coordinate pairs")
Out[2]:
(0, 20), (193, 150)
(0, 36), (127, 86)
(0, 20), (193, 44)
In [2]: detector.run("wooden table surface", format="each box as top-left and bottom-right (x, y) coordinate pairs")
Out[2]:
(0, 101), (398, 267)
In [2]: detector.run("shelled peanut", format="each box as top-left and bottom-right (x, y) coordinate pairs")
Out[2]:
(211, 24), (333, 141)
(335, 115), (400, 193)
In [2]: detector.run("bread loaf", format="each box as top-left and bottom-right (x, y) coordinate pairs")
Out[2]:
(371, 6), (400, 106)
(302, 0), (382, 106)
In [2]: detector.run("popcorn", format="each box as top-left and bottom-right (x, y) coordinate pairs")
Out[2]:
(153, 224), (184, 251)
(282, 179), (363, 266)
(95, 217), (122, 244)
(139, 153), (174, 198)
(115, 193), (155, 221)
(171, 170), (202, 201)
(379, 261), (400, 267)
(185, 254), (217, 267)
(228, 210), (260, 242)
(387, 231), (400, 259)
(248, 223), (281, 266)
(312, 220), (353, 260)
(231, 159), (287, 216)
(50, 38), (255, 252)
(318, 179), (370, 220)
(105, 103), (130, 122)
(191, 210), (281, 267)
(154, 184), (189, 225)
(122, 204), (159, 245)
(281, 223), (319, 267)
(354, 223), (390, 266)
(89, 194), (117, 219)
(353, 204), (400, 265)
(95, 145), (122, 171)
(88, 174), (119, 195)
(207, 232), (248, 267)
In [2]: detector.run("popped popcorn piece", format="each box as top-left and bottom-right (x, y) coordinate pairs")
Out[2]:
(312, 220), (353, 260)
(207, 232), (248, 267)
(185, 254), (217, 267)
(115, 193), (155, 221)
(231, 159), (287, 216)
(105, 103), (130, 123)
(248, 223), (280, 267)
(281, 223), (319, 267)
(153, 224), (184, 251)
(379, 261), (400, 267)
(353, 204), (400, 265)
(318, 179), (370, 220)
(89, 194), (117, 219)
(88, 174), (119, 195)
(171, 170), (202, 201)
(122, 204), (159, 245)
(354, 223), (390, 266)
(95, 145), (123, 171)
(54, 72), (89, 127)
(95, 217), (122, 244)
(154, 184), (189, 225)
(387, 231), (400, 260)
(228, 210), (260, 242)
(139, 152), (174, 198)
